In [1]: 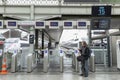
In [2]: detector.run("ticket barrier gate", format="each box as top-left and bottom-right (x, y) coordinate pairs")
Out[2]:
(89, 52), (95, 72)
(59, 50), (64, 73)
(11, 54), (17, 73)
(0, 53), (2, 71)
(72, 50), (79, 72)
(27, 53), (33, 73)
(43, 50), (49, 73)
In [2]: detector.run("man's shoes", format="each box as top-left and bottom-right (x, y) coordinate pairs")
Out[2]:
(84, 75), (88, 77)
(80, 74), (84, 76)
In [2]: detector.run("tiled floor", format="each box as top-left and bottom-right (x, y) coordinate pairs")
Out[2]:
(0, 72), (120, 80)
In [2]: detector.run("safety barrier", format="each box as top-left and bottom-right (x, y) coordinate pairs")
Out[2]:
(0, 0), (120, 5)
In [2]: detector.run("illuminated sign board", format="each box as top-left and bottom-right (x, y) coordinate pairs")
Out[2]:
(77, 22), (87, 29)
(63, 21), (73, 28)
(35, 21), (45, 29)
(7, 21), (17, 29)
(92, 6), (111, 17)
(0, 20), (3, 28)
(91, 18), (110, 30)
(49, 21), (59, 29)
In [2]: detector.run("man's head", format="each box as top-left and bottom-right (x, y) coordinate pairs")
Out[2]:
(82, 41), (87, 47)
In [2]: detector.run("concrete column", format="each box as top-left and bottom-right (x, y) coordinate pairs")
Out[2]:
(29, 27), (35, 53)
(30, 5), (34, 20)
(106, 30), (111, 67)
(29, 5), (35, 53)
(88, 25), (91, 46)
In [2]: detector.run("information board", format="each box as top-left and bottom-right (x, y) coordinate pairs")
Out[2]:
(35, 21), (45, 29)
(7, 21), (17, 29)
(63, 21), (73, 29)
(0, 20), (3, 28)
(49, 21), (59, 29)
(91, 18), (110, 30)
(92, 6), (111, 17)
(77, 21), (87, 29)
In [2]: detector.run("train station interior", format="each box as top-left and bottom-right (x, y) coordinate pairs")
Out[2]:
(0, 0), (120, 80)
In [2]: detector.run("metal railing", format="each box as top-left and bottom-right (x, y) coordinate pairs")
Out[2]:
(0, 0), (120, 5)
(0, 0), (59, 5)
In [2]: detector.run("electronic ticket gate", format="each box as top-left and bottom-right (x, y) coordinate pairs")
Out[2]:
(11, 50), (18, 73)
(59, 50), (64, 73)
(27, 53), (33, 73)
(0, 41), (4, 71)
(0, 50), (3, 71)
(89, 52), (95, 72)
(73, 50), (79, 72)
(43, 49), (49, 73)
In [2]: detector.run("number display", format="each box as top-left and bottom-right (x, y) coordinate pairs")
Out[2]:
(92, 6), (111, 17)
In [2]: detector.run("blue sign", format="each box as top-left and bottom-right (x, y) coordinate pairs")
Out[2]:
(44, 50), (48, 54)
(36, 22), (44, 26)
(74, 50), (78, 54)
(14, 50), (17, 54)
(64, 22), (72, 26)
(60, 50), (63, 53)
(8, 21), (16, 26)
(78, 22), (86, 26)
(50, 22), (58, 26)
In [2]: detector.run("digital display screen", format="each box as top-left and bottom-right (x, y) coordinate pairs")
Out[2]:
(29, 35), (34, 44)
(36, 22), (44, 26)
(50, 22), (58, 27)
(91, 19), (110, 30)
(92, 6), (111, 17)
(78, 22), (86, 26)
(64, 22), (72, 27)
(8, 21), (16, 26)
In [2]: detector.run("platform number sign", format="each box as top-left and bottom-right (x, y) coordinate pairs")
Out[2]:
(92, 6), (111, 17)
(98, 7), (105, 16)
(29, 35), (34, 44)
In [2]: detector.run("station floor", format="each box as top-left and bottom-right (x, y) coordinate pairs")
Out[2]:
(0, 71), (120, 80)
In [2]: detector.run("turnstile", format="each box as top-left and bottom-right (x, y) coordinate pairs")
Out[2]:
(0, 54), (2, 71)
(59, 50), (64, 72)
(72, 50), (79, 72)
(11, 54), (17, 73)
(89, 53), (95, 72)
(43, 50), (49, 73)
(27, 54), (33, 73)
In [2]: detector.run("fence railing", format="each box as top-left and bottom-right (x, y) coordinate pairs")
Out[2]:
(0, 0), (120, 5)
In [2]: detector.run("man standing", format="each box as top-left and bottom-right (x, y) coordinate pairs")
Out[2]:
(79, 41), (90, 77)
